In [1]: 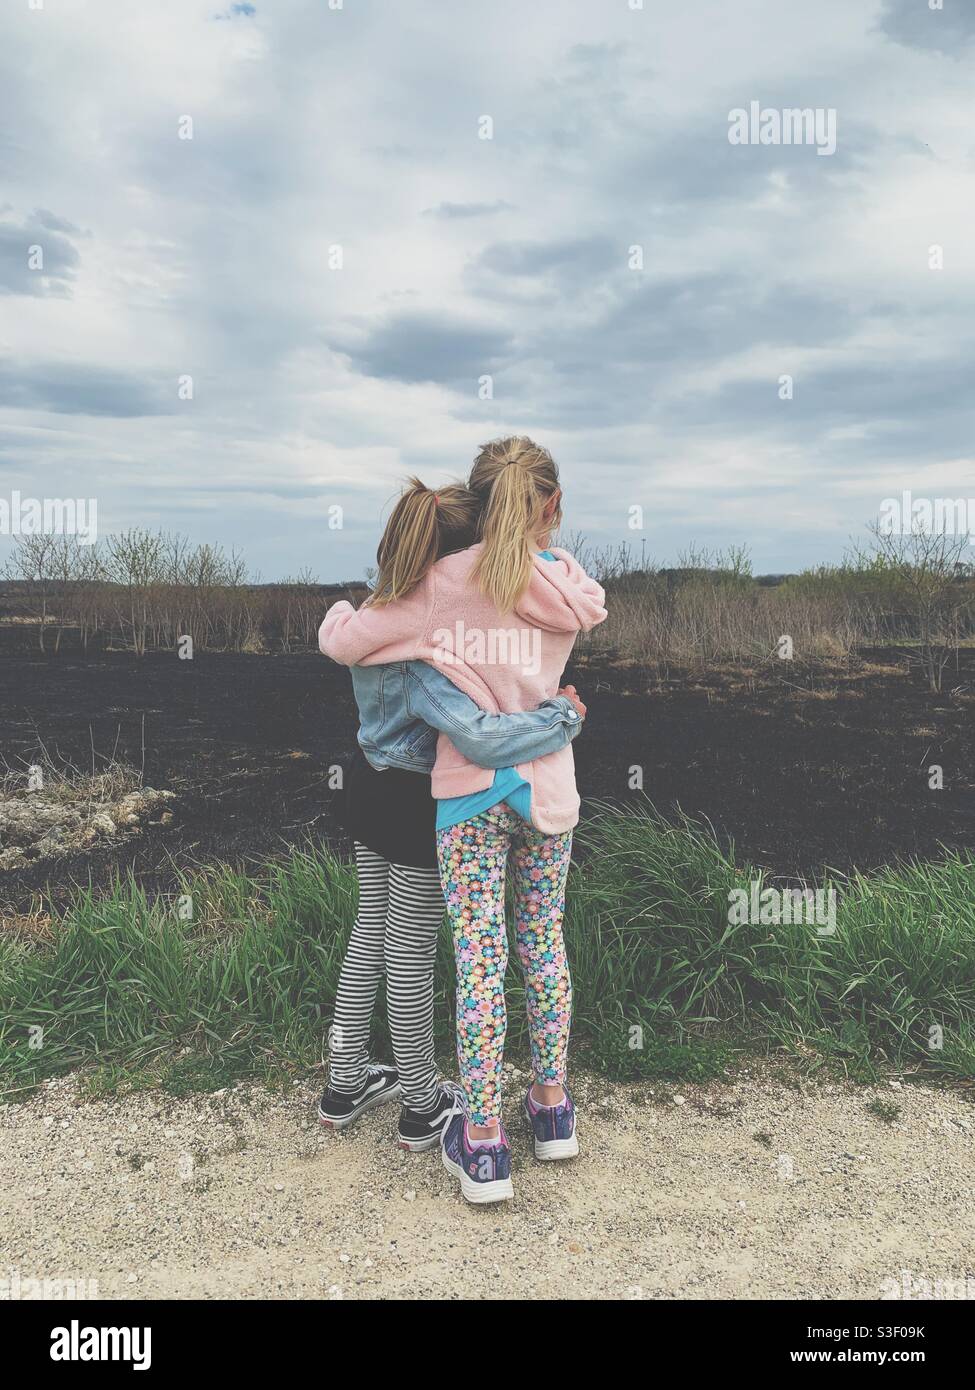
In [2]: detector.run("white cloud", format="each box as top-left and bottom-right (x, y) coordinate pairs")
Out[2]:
(1, 0), (972, 579)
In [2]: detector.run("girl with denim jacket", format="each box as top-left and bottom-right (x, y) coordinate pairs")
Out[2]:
(321, 441), (606, 1200)
(318, 479), (586, 1153)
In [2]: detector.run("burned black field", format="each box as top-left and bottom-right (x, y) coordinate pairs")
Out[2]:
(1, 647), (973, 913)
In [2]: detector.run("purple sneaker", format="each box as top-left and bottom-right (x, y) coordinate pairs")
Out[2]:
(524, 1084), (579, 1161)
(441, 1100), (513, 1205)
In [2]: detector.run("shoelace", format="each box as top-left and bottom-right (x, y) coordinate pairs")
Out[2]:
(441, 1080), (466, 1109)
(441, 1082), (469, 1134)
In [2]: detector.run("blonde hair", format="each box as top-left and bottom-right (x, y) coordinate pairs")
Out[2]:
(370, 478), (479, 607)
(468, 437), (562, 613)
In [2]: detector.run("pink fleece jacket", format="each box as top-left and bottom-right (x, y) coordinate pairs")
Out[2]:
(319, 544), (607, 833)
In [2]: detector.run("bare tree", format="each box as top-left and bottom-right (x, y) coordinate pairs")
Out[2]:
(105, 529), (165, 656)
(853, 524), (974, 691)
(4, 533), (57, 651)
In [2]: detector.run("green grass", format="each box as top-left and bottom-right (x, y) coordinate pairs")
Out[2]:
(2, 802), (973, 1098)
(865, 1097), (903, 1125)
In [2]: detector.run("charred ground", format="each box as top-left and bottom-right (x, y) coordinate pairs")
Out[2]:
(1, 647), (973, 912)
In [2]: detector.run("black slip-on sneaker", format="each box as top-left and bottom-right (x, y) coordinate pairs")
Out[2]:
(397, 1083), (463, 1152)
(318, 1065), (401, 1130)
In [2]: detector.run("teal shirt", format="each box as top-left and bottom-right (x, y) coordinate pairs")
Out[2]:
(436, 551), (557, 832)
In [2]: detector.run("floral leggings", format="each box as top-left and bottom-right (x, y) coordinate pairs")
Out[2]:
(436, 805), (573, 1124)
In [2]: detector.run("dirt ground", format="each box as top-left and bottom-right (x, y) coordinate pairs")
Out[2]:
(1, 647), (974, 912)
(2, 1068), (973, 1301)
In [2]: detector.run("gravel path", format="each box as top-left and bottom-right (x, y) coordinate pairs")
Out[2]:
(3, 1067), (973, 1300)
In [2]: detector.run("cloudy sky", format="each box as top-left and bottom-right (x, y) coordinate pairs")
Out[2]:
(2, 0), (973, 580)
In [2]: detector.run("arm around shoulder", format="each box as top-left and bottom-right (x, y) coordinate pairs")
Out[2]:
(318, 588), (427, 666)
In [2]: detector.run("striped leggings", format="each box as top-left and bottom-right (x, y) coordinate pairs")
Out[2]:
(328, 842), (446, 1113)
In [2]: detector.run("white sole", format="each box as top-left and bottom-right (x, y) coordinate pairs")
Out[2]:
(441, 1147), (514, 1204)
(533, 1133), (579, 1161)
(319, 1081), (402, 1130)
(397, 1132), (444, 1152)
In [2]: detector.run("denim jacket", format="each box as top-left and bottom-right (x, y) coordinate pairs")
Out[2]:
(351, 660), (581, 774)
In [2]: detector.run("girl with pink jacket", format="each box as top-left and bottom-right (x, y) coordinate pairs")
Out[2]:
(320, 437), (607, 1203)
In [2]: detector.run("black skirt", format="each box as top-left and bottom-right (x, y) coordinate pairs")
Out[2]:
(338, 747), (439, 870)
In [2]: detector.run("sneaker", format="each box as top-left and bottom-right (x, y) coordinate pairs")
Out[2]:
(318, 1065), (401, 1130)
(398, 1082), (463, 1152)
(441, 1100), (513, 1205)
(523, 1084), (579, 1160)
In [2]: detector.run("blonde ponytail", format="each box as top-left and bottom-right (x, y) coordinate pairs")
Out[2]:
(371, 478), (480, 607)
(468, 437), (562, 613)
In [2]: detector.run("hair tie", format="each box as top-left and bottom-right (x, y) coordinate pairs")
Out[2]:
(433, 493), (440, 507)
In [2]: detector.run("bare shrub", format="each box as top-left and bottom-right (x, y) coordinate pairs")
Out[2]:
(560, 533), (975, 669)
(851, 525), (975, 691)
(6, 522), (972, 670)
(3, 529), (349, 655)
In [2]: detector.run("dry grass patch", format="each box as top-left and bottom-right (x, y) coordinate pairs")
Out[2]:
(0, 754), (174, 874)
